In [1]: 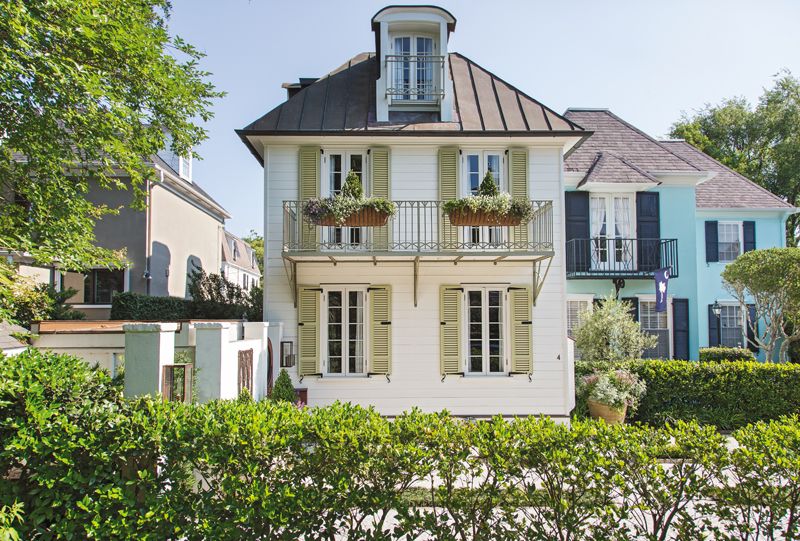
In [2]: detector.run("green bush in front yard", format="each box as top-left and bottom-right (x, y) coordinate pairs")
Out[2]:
(576, 359), (800, 429)
(699, 346), (756, 362)
(110, 291), (192, 320)
(4, 349), (800, 538)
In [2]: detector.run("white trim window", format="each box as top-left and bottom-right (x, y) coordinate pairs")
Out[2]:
(322, 287), (367, 376)
(639, 299), (671, 359)
(391, 35), (436, 101)
(718, 221), (743, 262)
(720, 304), (745, 348)
(567, 296), (593, 360)
(463, 151), (506, 245)
(589, 193), (635, 270)
(465, 287), (507, 375)
(324, 150), (367, 247)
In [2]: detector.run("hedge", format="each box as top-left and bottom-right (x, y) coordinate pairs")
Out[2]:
(699, 346), (756, 362)
(110, 291), (191, 320)
(576, 359), (800, 429)
(3, 350), (800, 539)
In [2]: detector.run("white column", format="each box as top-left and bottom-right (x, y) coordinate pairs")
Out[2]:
(194, 322), (232, 403)
(245, 321), (270, 400)
(122, 322), (178, 399)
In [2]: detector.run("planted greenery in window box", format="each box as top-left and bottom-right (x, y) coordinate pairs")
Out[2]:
(442, 171), (535, 226)
(303, 171), (397, 227)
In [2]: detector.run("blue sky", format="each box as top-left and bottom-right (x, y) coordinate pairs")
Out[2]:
(168, 0), (800, 238)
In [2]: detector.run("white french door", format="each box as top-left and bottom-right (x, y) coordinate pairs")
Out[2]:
(325, 151), (365, 249)
(590, 194), (634, 271)
(463, 151), (505, 246)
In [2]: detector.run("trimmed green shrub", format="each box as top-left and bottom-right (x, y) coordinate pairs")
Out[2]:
(699, 346), (756, 362)
(270, 369), (296, 402)
(5, 349), (800, 538)
(110, 291), (191, 320)
(576, 359), (800, 429)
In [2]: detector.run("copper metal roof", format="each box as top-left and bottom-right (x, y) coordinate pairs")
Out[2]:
(239, 52), (585, 136)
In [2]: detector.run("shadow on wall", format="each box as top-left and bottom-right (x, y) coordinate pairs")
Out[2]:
(150, 242), (171, 297)
(185, 255), (203, 298)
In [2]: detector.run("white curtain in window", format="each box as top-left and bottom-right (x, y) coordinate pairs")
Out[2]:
(590, 197), (607, 237)
(613, 197), (631, 238)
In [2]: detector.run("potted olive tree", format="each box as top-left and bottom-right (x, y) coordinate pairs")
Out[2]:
(573, 294), (655, 423)
(442, 171), (534, 226)
(303, 171), (397, 227)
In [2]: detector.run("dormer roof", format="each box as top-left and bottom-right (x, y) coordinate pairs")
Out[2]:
(371, 5), (456, 32)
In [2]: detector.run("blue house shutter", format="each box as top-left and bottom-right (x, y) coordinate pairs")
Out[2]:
(747, 304), (759, 353)
(621, 297), (639, 322)
(565, 191), (590, 273)
(636, 192), (660, 272)
(743, 221), (756, 253)
(708, 304), (720, 347)
(672, 298), (690, 360)
(705, 221), (719, 263)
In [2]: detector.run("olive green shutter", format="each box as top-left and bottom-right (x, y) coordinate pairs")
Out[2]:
(297, 286), (320, 376)
(440, 285), (462, 375)
(370, 148), (391, 251)
(509, 149), (529, 246)
(298, 147), (320, 249)
(438, 148), (459, 250)
(509, 286), (532, 374)
(369, 285), (392, 375)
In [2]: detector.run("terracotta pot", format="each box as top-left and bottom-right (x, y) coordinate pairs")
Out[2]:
(315, 208), (390, 227)
(447, 209), (523, 226)
(587, 399), (627, 425)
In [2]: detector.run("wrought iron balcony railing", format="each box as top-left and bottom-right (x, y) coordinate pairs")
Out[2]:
(565, 238), (679, 279)
(385, 54), (446, 102)
(283, 200), (554, 256)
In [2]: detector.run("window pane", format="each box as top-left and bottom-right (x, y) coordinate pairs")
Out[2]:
(467, 154), (480, 194)
(93, 270), (124, 304)
(640, 301), (669, 359)
(486, 154), (502, 189)
(416, 37), (434, 100)
(330, 154), (342, 194)
(347, 291), (364, 374)
(394, 37), (411, 100)
(720, 305), (744, 348)
(718, 223), (741, 262)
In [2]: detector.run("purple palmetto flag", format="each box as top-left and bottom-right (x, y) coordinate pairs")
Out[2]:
(655, 267), (670, 312)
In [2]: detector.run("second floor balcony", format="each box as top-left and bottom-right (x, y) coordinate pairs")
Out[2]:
(385, 54), (446, 104)
(565, 237), (679, 279)
(283, 200), (554, 262)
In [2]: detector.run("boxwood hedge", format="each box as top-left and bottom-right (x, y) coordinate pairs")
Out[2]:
(3, 349), (800, 539)
(576, 359), (800, 429)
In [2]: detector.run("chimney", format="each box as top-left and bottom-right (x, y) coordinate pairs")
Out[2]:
(281, 78), (318, 99)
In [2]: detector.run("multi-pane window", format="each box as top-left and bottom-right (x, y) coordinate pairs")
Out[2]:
(718, 222), (742, 262)
(326, 289), (365, 376)
(392, 35), (435, 101)
(720, 305), (744, 348)
(640, 301), (670, 359)
(83, 269), (125, 304)
(567, 299), (592, 360)
(328, 152), (365, 246)
(590, 194), (633, 269)
(467, 288), (505, 374)
(464, 152), (505, 245)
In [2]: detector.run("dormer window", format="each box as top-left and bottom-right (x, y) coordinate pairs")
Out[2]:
(390, 35), (438, 102)
(178, 154), (192, 181)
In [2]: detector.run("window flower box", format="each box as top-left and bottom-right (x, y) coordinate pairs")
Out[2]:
(447, 208), (524, 226)
(302, 170), (397, 227)
(314, 207), (392, 227)
(442, 171), (535, 227)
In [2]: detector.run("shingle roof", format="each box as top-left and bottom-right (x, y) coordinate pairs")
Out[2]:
(563, 109), (699, 173)
(578, 152), (660, 188)
(240, 52), (584, 135)
(222, 231), (261, 276)
(662, 140), (795, 210)
(0, 322), (27, 352)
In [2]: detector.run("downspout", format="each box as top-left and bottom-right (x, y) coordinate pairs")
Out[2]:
(144, 172), (159, 295)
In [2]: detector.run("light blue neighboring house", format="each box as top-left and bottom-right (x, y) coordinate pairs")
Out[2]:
(562, 109), (797, 361)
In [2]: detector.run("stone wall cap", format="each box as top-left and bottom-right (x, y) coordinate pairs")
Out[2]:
(193, 322), (232, 330)
(122, 322), (179, 333)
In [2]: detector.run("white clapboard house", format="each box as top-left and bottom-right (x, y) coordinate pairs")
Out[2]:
(238, 5), (589, 417)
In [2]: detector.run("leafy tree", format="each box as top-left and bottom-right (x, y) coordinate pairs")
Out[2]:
(722, 247), (800, 362)
(270, 369), (297, 403)
(0, 0), (222, 271)
(187, 269), (263, 321)
(670, 71), (800, 245)
(0, 266), (84, 328)
(242, 230), (264, 275)
(573, 295), (657, 363)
